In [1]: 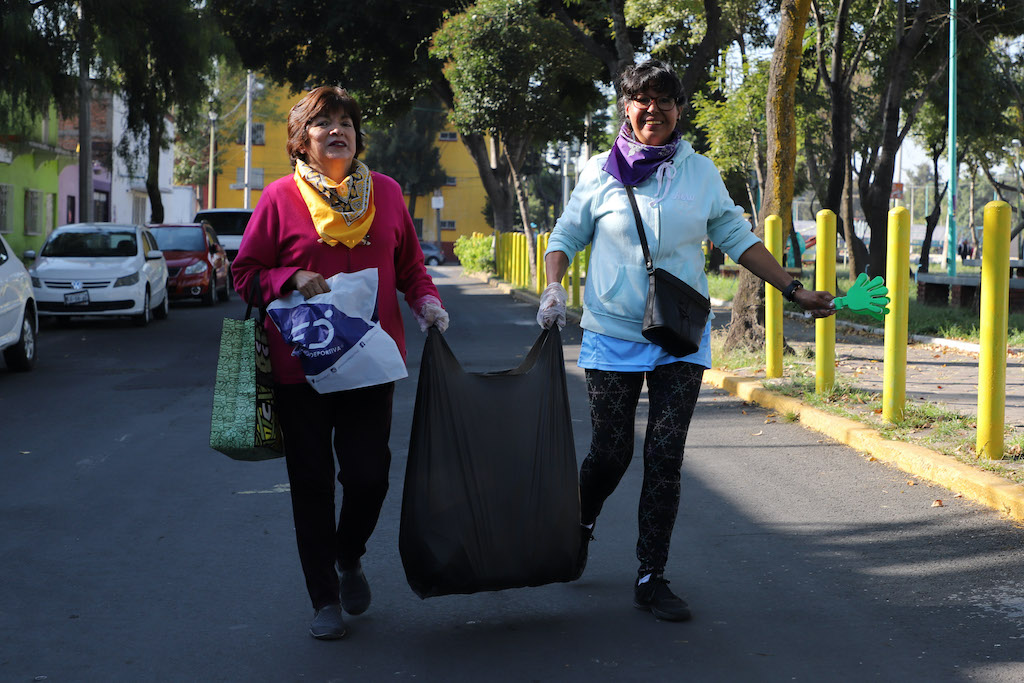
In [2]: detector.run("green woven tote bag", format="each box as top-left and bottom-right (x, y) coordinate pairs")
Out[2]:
(209, 293), (284, 461)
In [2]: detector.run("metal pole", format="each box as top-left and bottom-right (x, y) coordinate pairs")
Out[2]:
(243, 71), (253, 210)
(977, 201), (1010, 459)
(1013, 139), (1022, 259)
(946, 0), (958, 276)
(883, 207), (910, 423)
(765, 215), (784, 379)
(815, 210), (836, 394)
(207, 111), (217, 209)
(77, 3), (93, 223)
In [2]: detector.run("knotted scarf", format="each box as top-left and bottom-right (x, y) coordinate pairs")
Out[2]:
(602, 123), (681, 186)
(294, 158), (376, 248)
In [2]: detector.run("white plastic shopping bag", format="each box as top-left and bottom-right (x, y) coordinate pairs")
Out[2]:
(267, 268), (408, 393)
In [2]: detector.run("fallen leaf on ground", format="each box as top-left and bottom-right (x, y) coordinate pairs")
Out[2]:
(764, 419), (776, 424)
(932, 499), (944, 507)
(752, 430), (763, 436)
(954, 493), (964, 498)
(907, 480), (917, 486)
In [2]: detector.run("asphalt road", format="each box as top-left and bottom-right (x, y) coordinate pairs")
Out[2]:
(2, 265), (1023, 682)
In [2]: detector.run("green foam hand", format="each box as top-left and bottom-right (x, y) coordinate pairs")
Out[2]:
(833, 273), (891, 321)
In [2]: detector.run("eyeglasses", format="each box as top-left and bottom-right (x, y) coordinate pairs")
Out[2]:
(630, 95), (678, 111)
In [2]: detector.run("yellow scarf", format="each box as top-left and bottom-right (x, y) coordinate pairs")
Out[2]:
(294, 159), (376, 248)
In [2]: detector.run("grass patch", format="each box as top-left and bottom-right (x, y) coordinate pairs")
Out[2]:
(709, 328), (1024, 486)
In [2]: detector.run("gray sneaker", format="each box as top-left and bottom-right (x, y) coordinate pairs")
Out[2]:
(309, 603), (347, 640)
(340, 563), (371, 615)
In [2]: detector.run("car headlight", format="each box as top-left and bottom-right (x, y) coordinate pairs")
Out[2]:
(114, 271), (140, 287)
(184, 260), (209, 275)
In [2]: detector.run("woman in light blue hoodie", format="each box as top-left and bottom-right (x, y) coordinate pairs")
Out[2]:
(540, 59), (835, 622)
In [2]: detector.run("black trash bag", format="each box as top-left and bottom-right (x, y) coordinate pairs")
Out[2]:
(399, 327), (582, 598)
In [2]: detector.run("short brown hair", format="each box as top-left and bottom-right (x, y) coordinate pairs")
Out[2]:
(286, 86), (365, 167)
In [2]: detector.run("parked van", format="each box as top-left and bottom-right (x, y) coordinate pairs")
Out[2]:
(192, 208), (253, 262)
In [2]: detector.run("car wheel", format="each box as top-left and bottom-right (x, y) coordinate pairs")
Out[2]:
(154, 289), (170, 320)
(134, 289), (151, 327)
(217, 274), (231, 302)
(426, 256), (441, 266)
(202, 275), (216, 306)
(3, 310), (37, 371)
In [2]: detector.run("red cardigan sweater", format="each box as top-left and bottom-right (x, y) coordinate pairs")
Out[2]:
(231, 171), (441, 385)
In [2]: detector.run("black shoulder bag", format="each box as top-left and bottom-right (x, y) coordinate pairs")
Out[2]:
(624, 185), (710, 357)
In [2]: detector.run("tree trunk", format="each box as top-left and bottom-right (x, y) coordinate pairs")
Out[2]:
(506, 146), (537, 288)
(859, 0), (937, 277)
(408, 193), (419, 233)
(725, 0), (811, 352)
(917, 152), (948, 272)
(146, 113), (164, 224)
(460, 132), (517, 232)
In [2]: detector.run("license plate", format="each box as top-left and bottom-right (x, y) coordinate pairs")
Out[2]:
(64, 290), (89, 305)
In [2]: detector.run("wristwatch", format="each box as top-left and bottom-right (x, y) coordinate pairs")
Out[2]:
(781, 279), (804, 302)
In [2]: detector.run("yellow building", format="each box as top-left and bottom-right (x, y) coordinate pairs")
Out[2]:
(212, 84), (489, 260)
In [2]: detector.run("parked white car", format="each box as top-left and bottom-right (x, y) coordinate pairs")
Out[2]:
(0, 233), (37, 370)
(28, 223), (169, 326)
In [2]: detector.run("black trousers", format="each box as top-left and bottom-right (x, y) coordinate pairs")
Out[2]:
(579, 362), (704, 577)
(274, 381), (394, 609)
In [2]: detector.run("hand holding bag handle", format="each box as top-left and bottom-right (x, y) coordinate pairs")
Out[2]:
(624, 185), (710, 357)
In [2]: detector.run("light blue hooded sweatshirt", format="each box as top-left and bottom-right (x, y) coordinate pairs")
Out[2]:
(546, 140), (762, 344)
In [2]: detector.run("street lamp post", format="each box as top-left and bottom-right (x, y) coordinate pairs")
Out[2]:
(207, 109), (218, 210)
(1013, 138), (1021, 259)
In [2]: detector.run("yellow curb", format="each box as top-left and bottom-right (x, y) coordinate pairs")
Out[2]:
(703, 369), (1024, 524)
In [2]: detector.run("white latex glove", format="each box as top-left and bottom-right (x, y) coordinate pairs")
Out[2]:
(414, 294), (449, 333)
(537, 282), (567, 329)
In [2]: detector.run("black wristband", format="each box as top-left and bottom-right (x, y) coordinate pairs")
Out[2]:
(781, 279), (804, 302)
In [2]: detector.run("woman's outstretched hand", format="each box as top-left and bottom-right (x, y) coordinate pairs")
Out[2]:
(793, 287), (836, 318)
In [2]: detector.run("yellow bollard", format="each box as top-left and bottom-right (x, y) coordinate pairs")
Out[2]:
(495, 233), (504, 280)
(519, 233), (528, 288)
(765, 215), (784, 378)
(977, 201), (1011, 459)
(571, 254), (580, 307)
(883, 207), (910, 423)
(537, 233), (548, 294)
(815, 210), (837, 394)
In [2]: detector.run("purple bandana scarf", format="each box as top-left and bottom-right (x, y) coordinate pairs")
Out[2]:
(602, 123), (681, 186)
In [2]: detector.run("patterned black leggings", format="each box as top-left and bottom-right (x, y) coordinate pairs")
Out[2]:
(580, 361), (704, 577)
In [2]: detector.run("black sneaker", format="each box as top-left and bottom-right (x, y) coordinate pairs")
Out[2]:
(572, 524), (594, 580)
(309, 603), (347, 640)
(339, 563), (371, 615)
(633, 575), (692, 622)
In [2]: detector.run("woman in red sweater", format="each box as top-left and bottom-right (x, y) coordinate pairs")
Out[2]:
(232, 86), (448, 640)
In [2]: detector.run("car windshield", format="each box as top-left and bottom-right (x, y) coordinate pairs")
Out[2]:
(151, 227), (205, 251)
(195, 212), (250, 236)
(41, 230), (137, 257)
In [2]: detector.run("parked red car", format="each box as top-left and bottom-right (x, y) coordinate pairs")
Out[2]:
(149, 223), (230, 305)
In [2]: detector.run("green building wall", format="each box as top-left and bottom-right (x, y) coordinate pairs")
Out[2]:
(0, 107), (69, 258)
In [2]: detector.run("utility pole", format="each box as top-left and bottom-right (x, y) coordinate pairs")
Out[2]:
(207, 109), (217, 209)
(243, 71), (253, 210)
(77, 2), (93, 223)
(946, 0), (958, 276)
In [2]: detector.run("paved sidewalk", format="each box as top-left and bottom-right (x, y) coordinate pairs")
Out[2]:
(490, 275), (1024, 524)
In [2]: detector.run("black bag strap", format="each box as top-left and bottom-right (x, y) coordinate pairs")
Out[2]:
(243, 276), (266, 322)
(624, 185), (656, 276)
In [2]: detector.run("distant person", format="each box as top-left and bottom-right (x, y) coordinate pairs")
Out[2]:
(958, 237), (971, 263)
(538, 59), (834, 622)
(232, 86), (448, 640)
